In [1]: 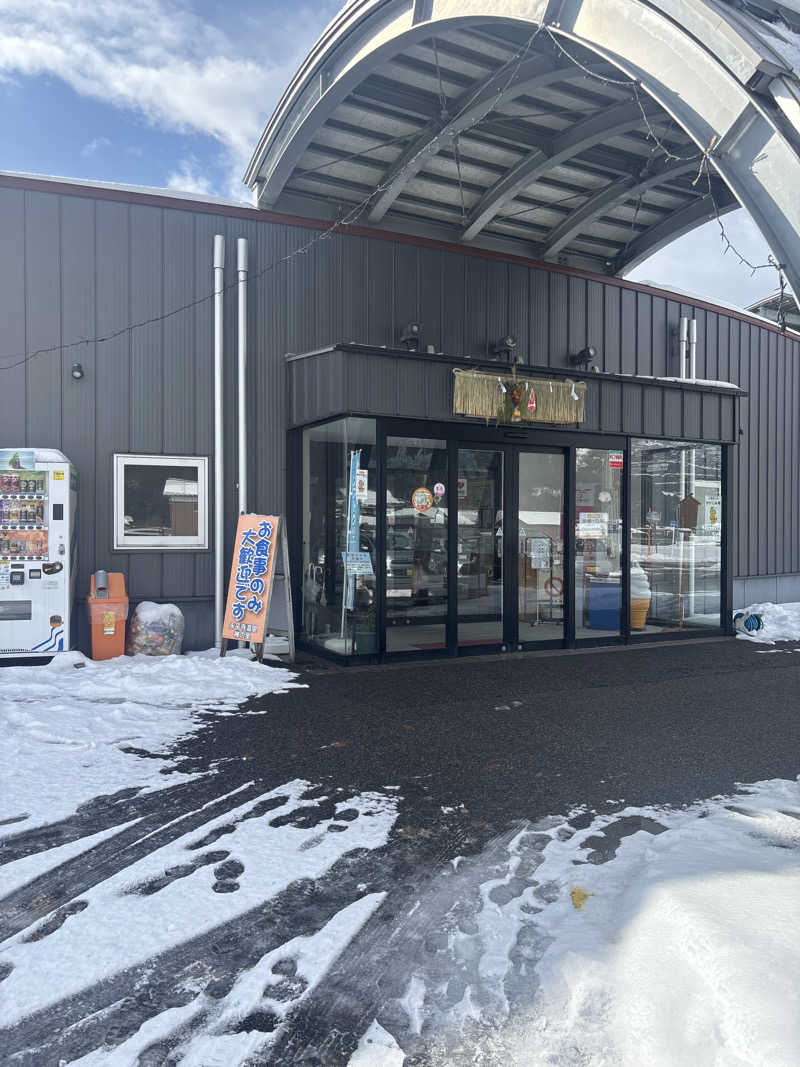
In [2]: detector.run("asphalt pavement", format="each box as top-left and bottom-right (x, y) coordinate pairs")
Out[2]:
(2, 636), (799, 1064)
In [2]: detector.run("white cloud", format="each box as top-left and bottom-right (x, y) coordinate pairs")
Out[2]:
(0, 0), (339, 194)
(166, 156), (213, 196)
(0, 0), (789, 310)
(81, 135), (111, 157)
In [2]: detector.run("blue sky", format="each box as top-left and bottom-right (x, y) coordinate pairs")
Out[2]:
(0, 0), (778, 309)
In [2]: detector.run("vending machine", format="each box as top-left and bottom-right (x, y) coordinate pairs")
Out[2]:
(0, 448), (77, 658)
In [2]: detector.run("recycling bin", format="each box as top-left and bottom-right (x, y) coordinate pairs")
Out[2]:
(88, 571), (128, 660)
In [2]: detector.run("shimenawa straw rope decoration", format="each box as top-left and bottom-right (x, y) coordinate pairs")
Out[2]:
(453, 369), (586, 424)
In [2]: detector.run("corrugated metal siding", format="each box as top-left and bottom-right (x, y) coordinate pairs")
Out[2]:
(3, 185), (800, 649)
(288, 350), (739, 446)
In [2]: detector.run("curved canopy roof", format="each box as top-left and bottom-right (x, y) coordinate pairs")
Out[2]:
(245, 0), (800, 289)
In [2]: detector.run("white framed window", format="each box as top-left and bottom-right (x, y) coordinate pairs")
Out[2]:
(114, 454), (209, 550)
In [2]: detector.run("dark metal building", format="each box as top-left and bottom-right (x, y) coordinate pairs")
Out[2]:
(1, 170), (798, 657)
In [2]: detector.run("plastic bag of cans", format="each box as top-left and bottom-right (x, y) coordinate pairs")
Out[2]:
(126, 601), (185, 656)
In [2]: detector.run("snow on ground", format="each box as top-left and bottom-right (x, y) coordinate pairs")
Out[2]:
(0, 779), (398, 1032)
(348, 778), (800, 1067)
(68, 893), (388, 1067)
(506, 779), (800, 1067)
(171, 893), (388, 1067)
(349, 1020), (405, 1066)
(736, 601), (800, 645)
(0, 649), (303, 835)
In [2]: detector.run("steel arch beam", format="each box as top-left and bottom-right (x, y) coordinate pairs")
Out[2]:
(541, 157), (697, 259)
(367, 54), (612, 223)
(461, 99), (645, 240)
(615, 188), (739, 273)
(246, 0), (800, 294)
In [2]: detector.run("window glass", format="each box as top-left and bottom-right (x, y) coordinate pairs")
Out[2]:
(386, 437), (448, 652)
(575, 449), (624, 637)
(302, 418), (377, 655)
(631, 441), (722, 631)
(458, 449), (503, 645)
(114, 456), (208, 549)
(518, 452), (564, 643)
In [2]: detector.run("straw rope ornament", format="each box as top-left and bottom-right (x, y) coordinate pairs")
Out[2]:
(453, 369), (586, 424)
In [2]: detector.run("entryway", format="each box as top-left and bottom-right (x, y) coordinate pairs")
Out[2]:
(383, 435), (625, 656)
(298, 416), (725, 662)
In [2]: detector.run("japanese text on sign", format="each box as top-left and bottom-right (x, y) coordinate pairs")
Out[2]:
(222, 515), (280, 642)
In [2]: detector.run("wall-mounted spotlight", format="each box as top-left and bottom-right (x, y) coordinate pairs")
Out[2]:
(399, 322), (420, 351)
(71, 362), (85, 380)
(492, 334), (518, 361)
(568, 345), (597, 370)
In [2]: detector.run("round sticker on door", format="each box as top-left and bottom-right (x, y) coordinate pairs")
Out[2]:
(433, 482), (445, 498)
(544, 577), (564, 597)
(411, 487), (434, 512)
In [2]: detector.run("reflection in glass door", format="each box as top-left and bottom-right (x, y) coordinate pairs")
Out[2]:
(385, 437), (448, 652)
(518, 452), (565, 643)
(575, 448), (623, 638)
(457, 449), (503, 646)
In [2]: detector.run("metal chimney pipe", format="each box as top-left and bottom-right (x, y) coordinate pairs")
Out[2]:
(689, 318), (697, 379)
(213, 234), (225, 647)
(679, 316), (688, 379)
(237, 238), (248, 516)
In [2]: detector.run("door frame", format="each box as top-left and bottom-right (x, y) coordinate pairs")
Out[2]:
(507, 444), (570, 652)
(290, 416), (727, 664)
(378, 419), (628, 659)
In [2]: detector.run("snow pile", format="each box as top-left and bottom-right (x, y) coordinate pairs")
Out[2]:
(0, 649), (302, 834)
(736, 601), (800, 644)
(508, 778), (800, 1067)
(342, 778), (800, 1067)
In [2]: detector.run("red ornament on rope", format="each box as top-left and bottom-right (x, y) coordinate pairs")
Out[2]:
(528, 388), (536, 413)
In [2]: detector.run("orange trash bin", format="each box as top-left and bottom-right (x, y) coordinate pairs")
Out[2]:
(88, 571), (128, 660)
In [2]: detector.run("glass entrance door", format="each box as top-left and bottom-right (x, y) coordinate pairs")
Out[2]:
(457, 448), (504, 647)
(575, 448), (624, 639)
(384, 436), (449, 653)
(517, 451), (566, 644)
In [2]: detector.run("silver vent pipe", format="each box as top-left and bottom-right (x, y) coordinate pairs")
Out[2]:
(237, 238), (248, 515)
(679, 316), (688, 379)
(213, 234), (225, 647)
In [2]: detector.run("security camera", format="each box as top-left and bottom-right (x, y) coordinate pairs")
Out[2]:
(569, 345), (597, 369)
(400, 322), (420, 351)
(492, 334), (518, 360)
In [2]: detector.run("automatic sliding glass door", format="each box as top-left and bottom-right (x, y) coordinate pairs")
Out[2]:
(575, 449), (624, 639)
(384, 436), (448, 653)
(517, 451), (565, 644)
(457, 448), (503, 647)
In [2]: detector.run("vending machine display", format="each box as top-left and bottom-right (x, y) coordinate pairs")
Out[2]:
(0, 449), (77, 658)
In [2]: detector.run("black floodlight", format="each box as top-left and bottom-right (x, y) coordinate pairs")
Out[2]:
(400, 322), (420, 350)
(569, 345), (597, 369)
(492, 334), (518, 359)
